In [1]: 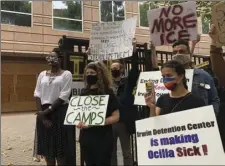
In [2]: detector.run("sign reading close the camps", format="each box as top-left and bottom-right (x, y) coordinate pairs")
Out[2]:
(148, 1), (197, 46)
(134, 69), (194, 106)
(136, 105), (225, 165)
(89, 17), (137, 61)
(212, 2), (225, 46)
(64, 95), (109, 126)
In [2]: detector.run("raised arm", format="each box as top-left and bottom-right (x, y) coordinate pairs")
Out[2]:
(209, 24), (225, 86)
(150, 41), (159, 71)
(190, 34), (201, 57)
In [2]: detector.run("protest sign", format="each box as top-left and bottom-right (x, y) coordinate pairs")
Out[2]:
(64, 95), (109, 126)
(71, 81), (85, 96)
(212, 2), (225, 46)
(136, 105), (225, 165)
(88, 17), (137, 61)
(134, 69), (194, 105)
(148, 2), (197, 46)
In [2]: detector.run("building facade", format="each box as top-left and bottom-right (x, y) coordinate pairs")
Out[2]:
(1, 1), (216, 112)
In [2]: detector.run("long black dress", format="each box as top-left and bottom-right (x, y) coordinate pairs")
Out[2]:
(79, 88), (121, 166)
(36, 103), (75, 164)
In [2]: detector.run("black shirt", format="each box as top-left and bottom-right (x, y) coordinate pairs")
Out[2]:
(79, 88), (120, 146)
(156, 93), (206, 115)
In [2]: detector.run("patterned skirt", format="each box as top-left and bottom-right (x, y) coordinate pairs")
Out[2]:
(36, 104), (75, 163)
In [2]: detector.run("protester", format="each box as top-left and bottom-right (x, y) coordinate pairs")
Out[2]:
(34, 48), (75, 166)
(172, 40), (220, 114)
(110, 38), (139, 166)
(209, 24), (225, 86)
(145, 60), (206, 116)
(78, 61), (120, 166)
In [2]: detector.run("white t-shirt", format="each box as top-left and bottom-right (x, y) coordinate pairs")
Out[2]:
(34, 70), (72, 105)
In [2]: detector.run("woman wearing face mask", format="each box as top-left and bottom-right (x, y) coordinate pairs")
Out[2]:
(78, 61), (120, 166)
(34, 48), (75, 165)
(145, 60), (206, 117)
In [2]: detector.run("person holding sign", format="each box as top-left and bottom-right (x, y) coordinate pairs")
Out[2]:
(77, 61), (120, 166)
(110, 38), (139, 166)
(34, 48), (75, 166)
(171, 40), (220, 114)
(145, 60), (206, 116)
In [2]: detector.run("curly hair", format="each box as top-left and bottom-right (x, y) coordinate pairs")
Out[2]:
(84, 61), (112, 93)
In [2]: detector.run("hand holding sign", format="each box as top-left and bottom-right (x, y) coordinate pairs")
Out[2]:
(144, 82), (156, 108)
(133, 38), (137, 52)
(77, 122), (91, 129)
(86, 47), (91, 56)
(209, 24), (222, 48)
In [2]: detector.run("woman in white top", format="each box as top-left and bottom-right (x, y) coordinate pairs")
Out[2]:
(34, 48), (74, 166)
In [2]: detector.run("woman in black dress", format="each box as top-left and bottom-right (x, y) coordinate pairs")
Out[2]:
(34, 48), (75, 165)
(77, 61), (120, 166)
(145, 60), (206, 116)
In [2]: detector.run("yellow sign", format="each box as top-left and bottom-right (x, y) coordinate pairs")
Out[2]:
(195, 61), (209, 69)
(70, 56), (84, 81)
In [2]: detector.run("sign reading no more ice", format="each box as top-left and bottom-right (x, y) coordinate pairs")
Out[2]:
(148, 1), (197, 46)
(64, 95), (109, 126)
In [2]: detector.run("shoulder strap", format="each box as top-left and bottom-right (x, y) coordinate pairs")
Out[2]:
(170, 93), (192, 113)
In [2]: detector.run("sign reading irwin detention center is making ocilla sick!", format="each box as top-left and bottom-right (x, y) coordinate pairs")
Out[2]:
(64, 95), (109, 126)
(135, 106), (225, 165)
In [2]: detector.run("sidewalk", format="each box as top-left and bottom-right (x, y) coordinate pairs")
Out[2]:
(1, 113), (123, 165)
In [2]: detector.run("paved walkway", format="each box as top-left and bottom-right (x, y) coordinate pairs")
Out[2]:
(1, 113), (123, 165)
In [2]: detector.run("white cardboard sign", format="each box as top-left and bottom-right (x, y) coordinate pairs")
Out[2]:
(134, 69), (194, 105)
(89, 17), (137, 61)
(136, 105), (225, 165)
(64, 95), (109, 126)
(148, 1), (197, 46)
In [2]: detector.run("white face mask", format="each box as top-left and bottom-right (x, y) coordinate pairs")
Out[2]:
(172, 54), (191, 65)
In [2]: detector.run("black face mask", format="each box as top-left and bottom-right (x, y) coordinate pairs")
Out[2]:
(111, 70), (121, 78)
(86, 75), (98, 85)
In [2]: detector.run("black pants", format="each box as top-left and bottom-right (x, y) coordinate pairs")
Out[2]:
(81, 140), (113, 166)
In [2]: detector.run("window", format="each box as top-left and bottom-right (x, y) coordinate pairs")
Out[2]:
(100, 1), (125, 22)
(53, 1), (82, 32)
(201, 15), (210, 34)
(1, 1), (32, 27)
